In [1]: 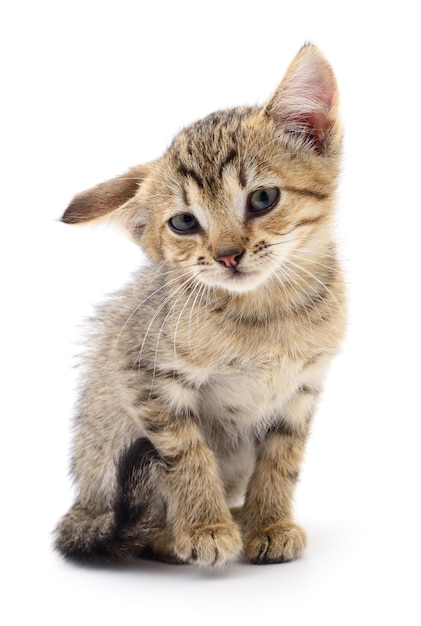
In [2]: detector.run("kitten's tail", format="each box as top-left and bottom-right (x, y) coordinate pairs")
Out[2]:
(54, 438), (164, 562)
(54, 504), (127, 562)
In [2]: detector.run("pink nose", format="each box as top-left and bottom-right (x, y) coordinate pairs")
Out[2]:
(215, 250), (244, 268)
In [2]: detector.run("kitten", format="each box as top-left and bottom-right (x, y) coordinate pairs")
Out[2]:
(55, 44), (346, 566)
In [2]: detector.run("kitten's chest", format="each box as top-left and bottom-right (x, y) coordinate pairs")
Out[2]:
(163, 310), (310, 432)
(187, 352), (302, 433)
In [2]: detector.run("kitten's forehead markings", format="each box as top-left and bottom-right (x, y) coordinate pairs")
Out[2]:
(177, 150), (249, 225)
(217, 149), (237, 179)
(173, 108), (256, 197)
(180, 184), (189, 207)
(177, 163), (205, 191)
(177, 153), (242, 198)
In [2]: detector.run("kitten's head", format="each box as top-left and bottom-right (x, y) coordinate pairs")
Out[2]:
(62, 45), (341, 295)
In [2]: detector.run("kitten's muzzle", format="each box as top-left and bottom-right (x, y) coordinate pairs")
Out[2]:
(214, 249), (245, 269)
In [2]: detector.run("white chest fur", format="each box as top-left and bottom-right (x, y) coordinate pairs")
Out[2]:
(159, 350), (330, 440)
(198, 360), (298, 431)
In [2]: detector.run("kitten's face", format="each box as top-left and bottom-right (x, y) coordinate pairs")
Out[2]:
(62, 44), (341, 295)
(135, 107), (336, 294)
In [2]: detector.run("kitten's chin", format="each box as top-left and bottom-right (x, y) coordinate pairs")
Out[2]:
(201, 269), (270, 294)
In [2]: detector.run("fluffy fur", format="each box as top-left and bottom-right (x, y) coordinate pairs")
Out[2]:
(55, 44), (346, 566)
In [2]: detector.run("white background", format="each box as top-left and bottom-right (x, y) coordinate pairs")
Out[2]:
(1, 1), (420, 624)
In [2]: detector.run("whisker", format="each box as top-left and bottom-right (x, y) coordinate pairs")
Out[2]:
(148, 278), (196, 398)
(267, 237), (298, 248)
(106, 265), (194, 367)
(188, 281), (208, 356)
(289, 251), (338, 274)
(172, 277), (202, 367)
(272, 266), (313, 326)
(285, 258), (340, 307)
(135, 274), (195, 377)
(276, 264), (324, 326)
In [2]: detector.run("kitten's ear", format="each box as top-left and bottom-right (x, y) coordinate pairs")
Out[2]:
(61, 164), (148, 225)
(265, 44), (339, 154)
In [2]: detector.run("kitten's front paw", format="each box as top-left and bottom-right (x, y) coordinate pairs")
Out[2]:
(174, 521), (242, 566)
(244, 521), (306, 564)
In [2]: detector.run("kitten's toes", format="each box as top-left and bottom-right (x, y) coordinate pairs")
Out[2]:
(174, 521), (243, 566)
(244, 521), (306, 564)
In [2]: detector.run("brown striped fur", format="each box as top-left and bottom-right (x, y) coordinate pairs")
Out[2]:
(56, 45), (346, 566)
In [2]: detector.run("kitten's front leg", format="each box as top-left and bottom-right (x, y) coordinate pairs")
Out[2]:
(241, 418), (310, 564)
(145, 409), (242, 566)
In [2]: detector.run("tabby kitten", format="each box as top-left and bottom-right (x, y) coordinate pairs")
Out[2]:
(55, 44), (345, 566)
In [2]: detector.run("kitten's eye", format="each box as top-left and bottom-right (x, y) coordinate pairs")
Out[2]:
(248, 188), (280, 215)
(168, 213), (199, 234)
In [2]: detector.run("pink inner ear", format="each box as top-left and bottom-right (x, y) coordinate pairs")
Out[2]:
(268, 46), (338, 152)
(288, 106), (333, 149)
(288, 63), (337, 145)
(300, 62), (338, 110)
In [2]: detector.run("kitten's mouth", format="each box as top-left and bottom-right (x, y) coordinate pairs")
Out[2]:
(226, 269), (256, 281)
(221, 267), (264, 290)
(198, 266), (267, 293)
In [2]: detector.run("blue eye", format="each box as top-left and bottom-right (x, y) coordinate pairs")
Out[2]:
(168, 213), (199, 233)
(248, 188), (280, 214)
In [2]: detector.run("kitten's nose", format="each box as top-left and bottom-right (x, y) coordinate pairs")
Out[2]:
(215, 249), (244, 268)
